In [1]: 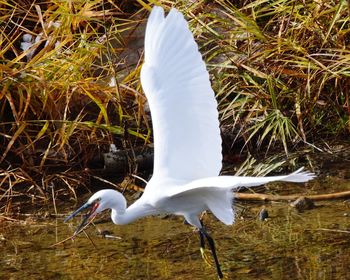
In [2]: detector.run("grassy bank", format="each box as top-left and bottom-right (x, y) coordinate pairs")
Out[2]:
(1, 0), (349, 212)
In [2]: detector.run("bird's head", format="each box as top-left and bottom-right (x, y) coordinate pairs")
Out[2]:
(64, 189), (126, 235)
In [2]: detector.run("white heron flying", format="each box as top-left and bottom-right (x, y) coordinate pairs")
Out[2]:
(65, 6), (315, 279)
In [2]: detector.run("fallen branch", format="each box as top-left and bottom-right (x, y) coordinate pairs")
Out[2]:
(234, 190), (350, 202)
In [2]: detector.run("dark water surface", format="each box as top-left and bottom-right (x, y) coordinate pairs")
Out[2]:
(2, 172), (350, 279)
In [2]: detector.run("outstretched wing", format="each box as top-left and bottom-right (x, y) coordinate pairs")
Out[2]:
(167, 168), (316, 197)
(165, 168), (315, 225)
(141, 7), (222, 181)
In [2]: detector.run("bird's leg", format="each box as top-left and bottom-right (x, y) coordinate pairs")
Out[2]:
(199, 229), (214, 266)
(199, 228), (213, 264)
(200, 227), (223, 279)
(199, 229), (205, 251)
(198, 220), (213, 265)
(199, 219), (205, 250)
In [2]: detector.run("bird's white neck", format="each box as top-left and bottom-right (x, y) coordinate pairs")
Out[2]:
(110, 195), (156, 225)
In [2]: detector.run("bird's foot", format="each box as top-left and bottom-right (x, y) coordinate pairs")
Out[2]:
(200, 247), (214, 267)
(200, 248), (227, 279)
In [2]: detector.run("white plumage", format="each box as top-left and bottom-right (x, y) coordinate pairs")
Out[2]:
(65, 6), (315, 279)
(141, 6), (222, 181)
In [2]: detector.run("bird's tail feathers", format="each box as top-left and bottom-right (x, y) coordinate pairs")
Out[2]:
(233, 167), (316, 188)
(279, 167), (316, 183)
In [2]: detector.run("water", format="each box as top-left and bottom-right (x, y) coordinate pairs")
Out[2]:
(1, 175), (350, 279)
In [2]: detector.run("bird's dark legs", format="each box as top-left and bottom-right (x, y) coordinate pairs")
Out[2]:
(199, 229), (206, 250)
(185, 218), (223, 278)
(199, 227), (223, 279)
(198, 220), (206, 251)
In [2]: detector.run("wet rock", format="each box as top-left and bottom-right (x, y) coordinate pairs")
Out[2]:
(258, 207), (269, 221)
(343, 199), (350, 207)
(98, 229), (122, 240)
(98, 229), (113, 236)
(290, 196), (315, 211)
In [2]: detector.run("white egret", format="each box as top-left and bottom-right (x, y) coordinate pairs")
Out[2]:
(65, 6), (315, 279)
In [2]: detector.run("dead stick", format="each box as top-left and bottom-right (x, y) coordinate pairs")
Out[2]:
(234, 190), (350, 202)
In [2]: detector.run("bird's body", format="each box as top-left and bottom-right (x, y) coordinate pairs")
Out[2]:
(76, 169), (314, 229)
(65, 6), (315, 279)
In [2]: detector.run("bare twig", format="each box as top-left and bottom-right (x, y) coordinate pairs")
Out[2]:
(235, 191), (350, 202)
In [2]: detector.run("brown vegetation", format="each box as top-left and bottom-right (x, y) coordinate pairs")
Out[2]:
(1, 0), (349, 213)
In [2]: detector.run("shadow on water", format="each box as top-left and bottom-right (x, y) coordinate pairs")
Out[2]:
(1, 168), (350, 279)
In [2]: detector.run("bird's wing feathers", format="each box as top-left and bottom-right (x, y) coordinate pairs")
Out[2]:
(166, 167), (315, 197)
(162, 168), (314, 225)
(141, 7), (222, 181)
